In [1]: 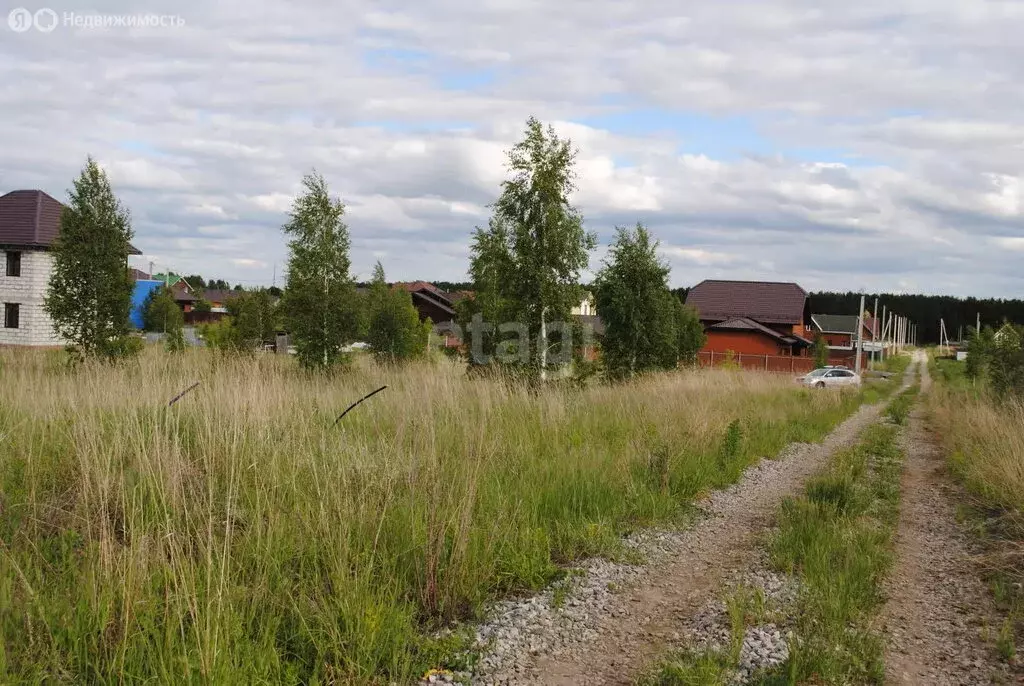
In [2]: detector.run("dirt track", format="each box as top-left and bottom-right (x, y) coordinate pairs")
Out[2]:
(882, 352), (1013, 685)
(484, 366), (916, 686)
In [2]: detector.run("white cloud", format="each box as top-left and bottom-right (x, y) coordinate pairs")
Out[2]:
(1, 0), (1022, 296)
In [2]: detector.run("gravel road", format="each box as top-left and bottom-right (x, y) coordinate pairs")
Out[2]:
(882, 351), (1016, 685)
(446, 365), (916, 686)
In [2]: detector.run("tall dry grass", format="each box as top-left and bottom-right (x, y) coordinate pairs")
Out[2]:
(0, 347), (862, 683)
(929, 372), (1024, 513)
(929, 357), (1024, 659)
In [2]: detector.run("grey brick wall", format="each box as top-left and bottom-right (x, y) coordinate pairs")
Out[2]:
(0, 249), (64, 347)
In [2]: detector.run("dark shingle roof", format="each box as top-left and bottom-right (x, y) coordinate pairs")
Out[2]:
(685, 280), (807, 325)
(0, 189), (141, 254)
(0, 190), (65, 247)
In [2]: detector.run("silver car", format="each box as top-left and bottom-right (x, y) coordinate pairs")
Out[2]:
(798, 367), (862, 388)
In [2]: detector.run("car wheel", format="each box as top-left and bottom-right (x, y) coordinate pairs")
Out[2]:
(815, 381), (826, 389)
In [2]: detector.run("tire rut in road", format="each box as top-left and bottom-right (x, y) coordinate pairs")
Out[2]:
(474, 370), (914, 686)
(882, 352), (1016, 685)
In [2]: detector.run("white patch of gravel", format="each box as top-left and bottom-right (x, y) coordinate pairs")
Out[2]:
(681, 567), (800, 684)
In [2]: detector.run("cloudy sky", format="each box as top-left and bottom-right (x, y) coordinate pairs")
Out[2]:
(2, 0), (1023, 296)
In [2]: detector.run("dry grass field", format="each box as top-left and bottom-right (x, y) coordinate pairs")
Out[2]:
(0, 348), (867, 683)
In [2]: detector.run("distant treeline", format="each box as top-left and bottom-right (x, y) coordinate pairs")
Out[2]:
(808, 291), (1024, 344)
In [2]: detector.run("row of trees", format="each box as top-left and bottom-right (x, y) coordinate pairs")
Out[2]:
(46, 120), (709, 379)
(277, 173), (428, 368)
(144, 257), (427, 363)
(457, 117), (705, 382)
(43, 158), (427, 366)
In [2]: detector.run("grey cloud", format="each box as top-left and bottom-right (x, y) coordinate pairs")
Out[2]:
(1, 0), (1023, 296)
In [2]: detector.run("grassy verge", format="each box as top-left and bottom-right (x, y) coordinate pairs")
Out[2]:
(0, 348), (872, 683)
(859, 353), (912, 405)
(929, 356), (1024, 662)
(648, 387), (915, 685)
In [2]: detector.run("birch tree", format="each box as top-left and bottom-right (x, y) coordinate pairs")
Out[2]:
(593, 224), (678, 379)
(366, 262), (429, 364)
(469, 117), (596, 380)
(281, 171), (360, 370)
(45, 157), (138, 359)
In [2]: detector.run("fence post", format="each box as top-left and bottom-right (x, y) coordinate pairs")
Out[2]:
(765, 354), (769, 371)
(710, 350), (714, 366)
(738, 352), (742, 367)
(790, 356), (794, 372)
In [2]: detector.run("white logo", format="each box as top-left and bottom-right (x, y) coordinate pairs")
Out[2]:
(34, 8), (57, 32)
(6, 7), (186, 32)
(7, 7), (33, 32)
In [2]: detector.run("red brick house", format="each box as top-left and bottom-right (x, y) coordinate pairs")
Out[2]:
(685, 280), (815, 358)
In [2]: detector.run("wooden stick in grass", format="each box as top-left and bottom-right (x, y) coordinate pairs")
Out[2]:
(335, 385), (388, 425)
(168, 381), (201, 407)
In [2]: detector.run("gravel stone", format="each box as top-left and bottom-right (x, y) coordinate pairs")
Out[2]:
(420, 366), (915, 686)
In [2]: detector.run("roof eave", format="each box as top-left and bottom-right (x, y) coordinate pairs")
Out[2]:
(0, 242), (50, 251)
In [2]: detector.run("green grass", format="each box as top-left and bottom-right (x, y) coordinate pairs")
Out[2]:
(885, 385), (920, 425)
(649, 395), (910, 686)
(0, 348), (874, 684)
(764, 423), (904, 684)
(929, 356), (1024, 666)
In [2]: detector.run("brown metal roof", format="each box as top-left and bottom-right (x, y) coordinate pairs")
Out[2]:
(200, 289), (243, 304)
(0, 189), (141, 254)
(685, 279), (807, 325)
(395, 281), (454, 306)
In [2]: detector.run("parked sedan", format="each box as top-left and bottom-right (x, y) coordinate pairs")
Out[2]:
(798, 367), (862, 388)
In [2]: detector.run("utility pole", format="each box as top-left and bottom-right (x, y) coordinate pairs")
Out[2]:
(871, 297), (879, 368)
(880, 306), (887, 361)
(855, 294), (866, 375)
(977, 311), (981, 336)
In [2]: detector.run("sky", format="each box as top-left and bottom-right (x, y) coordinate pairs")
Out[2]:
(2, 0), (1023, 297)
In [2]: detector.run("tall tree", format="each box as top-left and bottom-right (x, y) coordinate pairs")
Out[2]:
(366, 262), (429, 364)
(281, 171), (361, 369)
(144, 287), (181, 333)
(45, 157), (138, 359)
(228, 289), (278, 351)
(593, 224), (678, 379)
(468, 117), (596, 379)
(673, 299), (706, 366)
